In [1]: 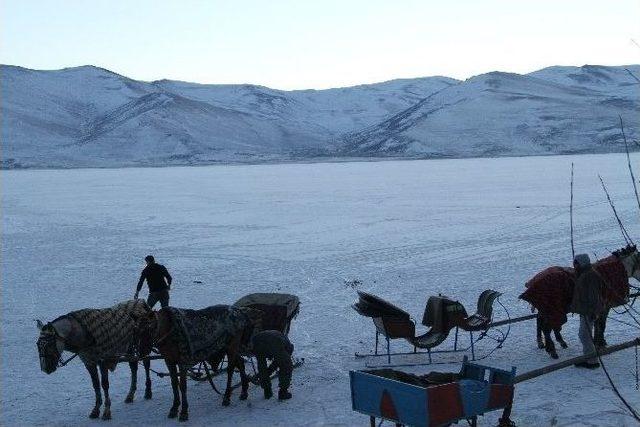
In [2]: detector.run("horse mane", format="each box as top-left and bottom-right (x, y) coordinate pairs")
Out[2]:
(612, 244), (637, 258)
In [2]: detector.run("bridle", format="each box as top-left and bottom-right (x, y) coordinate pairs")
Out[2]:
(619, 250), (640, 280)
(37, 323), (78, 372)
(136, 311), (173, 355)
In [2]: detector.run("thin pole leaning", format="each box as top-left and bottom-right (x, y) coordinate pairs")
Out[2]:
(598, 174), (633, 244)
(570, 162), (575, 259)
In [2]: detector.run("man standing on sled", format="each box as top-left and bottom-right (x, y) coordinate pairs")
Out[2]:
(251, 330), (294, 400)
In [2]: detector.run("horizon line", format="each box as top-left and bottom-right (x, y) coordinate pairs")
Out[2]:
(3, 62), (639, 92)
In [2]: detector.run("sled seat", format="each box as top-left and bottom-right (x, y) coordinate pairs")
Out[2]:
(409, 329), (448, 350)
(460, 290), (502, 331)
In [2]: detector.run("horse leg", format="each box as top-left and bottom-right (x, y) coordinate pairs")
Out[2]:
(167, 362), (180, 419)
(143, 358), (152, 399)
(86, 363), (102, 419)
(536, 316), (545, 349)
(178, 366), (189, 422)
(237, 357), (249, 401)
(222, 352), (235, 406)
(99, 364), (112, 420)
(554, 327), (568, 349)
(541, 322), (558, 359)
(125, 361), (137, 403)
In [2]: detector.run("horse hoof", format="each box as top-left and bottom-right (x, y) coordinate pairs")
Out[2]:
(240, 392), (248, 401)
(179, 413), (189, 422)
(550, 351), (559, 359)
(144, 390), (152, 400)
(560, 342), (568, 349)
(89, 409), (100, 419)
(124, 395), (134, 404)
(222, 399), (231, 407)
(537, 342), (545, 349)
(101, 412), (112, 420)
(168, 409), (178, 419)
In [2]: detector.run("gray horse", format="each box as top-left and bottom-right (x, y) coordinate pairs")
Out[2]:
(36, 300), (153, 420)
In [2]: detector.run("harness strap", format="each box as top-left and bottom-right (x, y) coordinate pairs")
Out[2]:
(202, 361), (223, 395)
(59, 352), (79, 367)
(152, 310), (174, 346)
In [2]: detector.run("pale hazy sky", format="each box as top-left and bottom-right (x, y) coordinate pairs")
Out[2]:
(2, 0), (639, 90)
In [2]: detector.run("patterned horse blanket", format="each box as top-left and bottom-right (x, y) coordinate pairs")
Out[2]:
(166, 305), (251, 365)
(70, 299), (150, 363)
(520, 256), (629, 329)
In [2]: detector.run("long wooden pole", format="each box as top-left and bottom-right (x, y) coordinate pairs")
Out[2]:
(488, 314), (537, 328)
(514, 337), (640, 384)
(570, 163), (575, 259)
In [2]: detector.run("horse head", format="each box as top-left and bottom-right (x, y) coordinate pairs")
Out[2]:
(135, 310), (159, 357)
(613, 244), (640, 280)
(236, 307), (264, 348)
(36, 321), (64, 374)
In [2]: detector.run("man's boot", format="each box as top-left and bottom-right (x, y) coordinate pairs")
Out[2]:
(278, 389), (292, 400)
(264, 385), (273, 399)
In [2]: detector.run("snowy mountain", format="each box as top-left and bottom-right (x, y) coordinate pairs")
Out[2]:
(1, 64), (638, 168)
(343, 65), (640, 157)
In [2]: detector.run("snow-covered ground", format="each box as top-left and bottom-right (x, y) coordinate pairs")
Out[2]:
(2, 153), (640, 426)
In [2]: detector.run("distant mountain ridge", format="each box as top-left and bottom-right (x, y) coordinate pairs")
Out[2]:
(1, 64), (638, 168)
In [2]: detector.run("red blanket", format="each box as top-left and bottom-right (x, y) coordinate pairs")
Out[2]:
(594, 255), (629, 307)
(520, 257), (629, 329)
(520, 267), (574, 329)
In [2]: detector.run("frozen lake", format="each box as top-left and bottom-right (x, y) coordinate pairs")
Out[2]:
(2, 154), (640, 426)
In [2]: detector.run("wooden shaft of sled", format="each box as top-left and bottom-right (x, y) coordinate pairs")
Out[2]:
(489, 292), (639, 329)
(488, 313), (537, 328)
(514, 337), (640, 384)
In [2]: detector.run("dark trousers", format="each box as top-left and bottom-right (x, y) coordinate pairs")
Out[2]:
(147, 290), (170, 308)
(594, 308), (609, 346)
(257, 354), (293, 391)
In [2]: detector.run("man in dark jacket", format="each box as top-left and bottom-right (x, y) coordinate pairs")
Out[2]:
(571, 254), (605, 369)
(251, 330), (294, 400)
(134, 255), (172, 308)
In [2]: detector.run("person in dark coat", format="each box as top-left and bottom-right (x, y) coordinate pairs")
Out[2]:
(571, 254), (605, 369)
(134, 255), (172, 308)
(251, 330), (294, 400)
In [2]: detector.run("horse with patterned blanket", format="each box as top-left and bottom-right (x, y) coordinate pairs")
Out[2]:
(36, 299), (154, 420)
(520, 245), (640, 359)
(136, 304), (261, 421)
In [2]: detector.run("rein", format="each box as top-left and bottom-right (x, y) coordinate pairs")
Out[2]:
(151, 311), (174, 347)
(59, 352), (79, 367)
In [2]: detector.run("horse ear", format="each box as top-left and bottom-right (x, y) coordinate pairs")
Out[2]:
(35, 319), (44, 331)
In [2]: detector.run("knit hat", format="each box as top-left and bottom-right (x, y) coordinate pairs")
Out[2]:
(574, 253), (591, 268)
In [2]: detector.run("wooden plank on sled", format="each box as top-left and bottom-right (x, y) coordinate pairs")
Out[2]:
(514, 337), (640, 384)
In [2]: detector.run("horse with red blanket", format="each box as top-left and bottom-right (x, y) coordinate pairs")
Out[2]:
(520, 245), (640, 359)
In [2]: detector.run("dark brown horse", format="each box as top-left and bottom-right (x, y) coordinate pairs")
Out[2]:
(36, 300), (153, 420)
(521, 245), (640, 359)
(136, 305), (259, 421)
